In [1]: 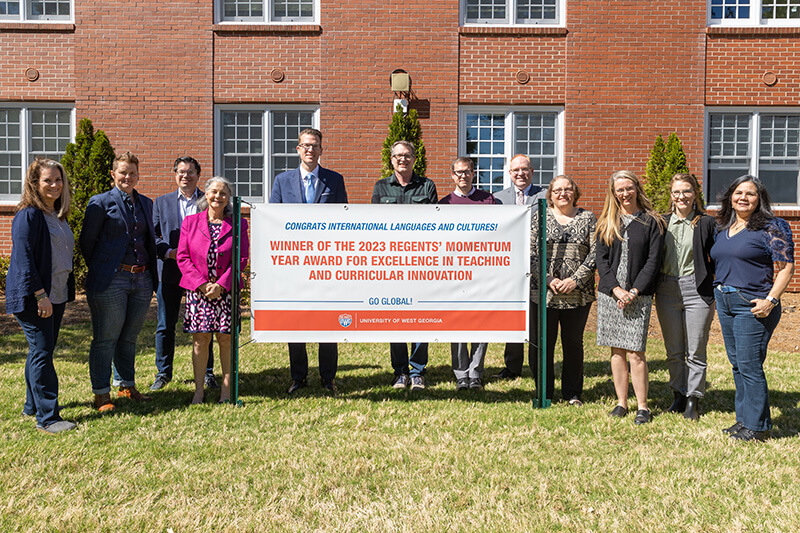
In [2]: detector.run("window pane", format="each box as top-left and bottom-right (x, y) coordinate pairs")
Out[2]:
(0, 109), (22, 199)
(273, 0), (314, 21)
(762, 0), (800, 18)
(464, 0), (507, 23)
(464, 112), (505, 194)
(0, 1), (21, 17)
(759, 115), (800, 204)
(221, 111), (264, 198)
(223, 0), (263, 20)
(29, 108), (71, 161)
(515, 112), (558, 187)
(271, 111), (313, 182)
(708, 113), (751, 202)
(29, 0), (70, 19)
(516, 0), (558, 23)
(710, 0), (750, 19)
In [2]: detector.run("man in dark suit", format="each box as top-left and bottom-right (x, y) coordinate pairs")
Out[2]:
(270, 128), (347, 394)
(149, 156), (216, 391)
(492, 154), (547, 380)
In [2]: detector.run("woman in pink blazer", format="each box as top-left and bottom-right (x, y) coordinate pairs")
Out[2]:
(177, 177), (249, 404)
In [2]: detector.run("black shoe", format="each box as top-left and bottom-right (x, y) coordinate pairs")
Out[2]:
(287, 379), (308, 394)
(322, 379), (337, 393)
(36, 420), (77, 434)
(456, 378), (470, 391)
(634, 409), (652, 425)
(490, 369), (520, 380)
(668, 391), (687, 413)
(609, 405), (628, 418)
(469, 378), (484, 390)
(683, 397), (699, 421)
(730, 427), (770, 442)
(204, 374), (220, 390)
(723, 421), (744, 435)
(149, 375), (170, 391)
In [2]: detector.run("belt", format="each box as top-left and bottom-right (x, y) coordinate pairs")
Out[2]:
(120, 263), (149, 273)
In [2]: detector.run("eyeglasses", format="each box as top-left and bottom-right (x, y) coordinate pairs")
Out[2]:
(509, 168), (531, 175)
(552, 188), (574, 195)
(671, 189), (694, 198)
(452, 170), (472, 177)
(392, 153), (414, 161)
(298, 143), (321, 151)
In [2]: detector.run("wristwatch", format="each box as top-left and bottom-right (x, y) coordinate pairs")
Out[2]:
(766, 296), (779, 306)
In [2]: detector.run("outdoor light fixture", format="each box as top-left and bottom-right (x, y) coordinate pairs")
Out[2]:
(391, 69), (410, 113)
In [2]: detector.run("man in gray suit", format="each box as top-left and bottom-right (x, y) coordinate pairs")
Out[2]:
(492, 154), (547, 379)
(270, 128), (347, 395)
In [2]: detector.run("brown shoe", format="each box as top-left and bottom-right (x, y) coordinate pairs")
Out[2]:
(94, 393), (116, 412)
(118, 386), (152, 402)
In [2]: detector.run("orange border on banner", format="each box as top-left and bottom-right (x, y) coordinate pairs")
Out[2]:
(254, 310), (525, 331)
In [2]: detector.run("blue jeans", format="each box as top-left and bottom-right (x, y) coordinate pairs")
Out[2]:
(87, 270), (153, 394)
(715, 285), (780, 432)
(155, 281), (213, 380)
(390, 343), (428, 376)
(15, 303), (66, 426)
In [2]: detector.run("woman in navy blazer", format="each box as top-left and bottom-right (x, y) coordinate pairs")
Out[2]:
(177, 176), (249, 404)
(79, 152), (158, 412)
(6, 159), (77, 433)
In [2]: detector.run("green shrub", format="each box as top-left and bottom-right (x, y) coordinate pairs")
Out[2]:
(381, 106), (427, 179)
(61, 119), (115, 290)
(0, 255), (9, 294)
(643, 132), (692, 214)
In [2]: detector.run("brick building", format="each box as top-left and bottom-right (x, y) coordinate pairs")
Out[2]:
(2, 1), (800, 288)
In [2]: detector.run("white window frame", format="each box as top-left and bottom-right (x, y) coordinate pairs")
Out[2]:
(214, 0), (319, 24)
(708, 0), (800, 26)
(0, 0), (73, 22)
(705, 106), (800, 207)
(0, 103), (75, 204)
(460, 0), (565, 27)
(214, 104), (320, 203)
(458, 105), (564, 194)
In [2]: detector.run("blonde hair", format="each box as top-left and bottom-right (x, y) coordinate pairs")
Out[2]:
(595, 170), (664, 246)
(16, 158), (72, 220)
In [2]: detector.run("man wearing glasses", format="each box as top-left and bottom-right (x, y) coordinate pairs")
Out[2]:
(492, 154), (547, 380)
(371, 140), (438, 391)
(439, 157), (496, 391)
(271, 128), (348, 394)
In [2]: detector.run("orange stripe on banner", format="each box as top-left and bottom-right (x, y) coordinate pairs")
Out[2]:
(254, 310), (525, 331)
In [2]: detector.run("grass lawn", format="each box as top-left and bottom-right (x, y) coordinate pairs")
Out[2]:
(2, 315), (800, 532)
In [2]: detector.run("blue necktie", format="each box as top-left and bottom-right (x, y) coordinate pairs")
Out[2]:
(304, 175), (315, 204)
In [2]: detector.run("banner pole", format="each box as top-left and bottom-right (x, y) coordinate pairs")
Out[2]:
(534, 198), (550, 408)
(231, 196), (242, 407)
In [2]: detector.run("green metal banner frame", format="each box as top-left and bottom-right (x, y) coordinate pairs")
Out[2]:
(533, 198), (550, 409)
(231, 196), (243, 407)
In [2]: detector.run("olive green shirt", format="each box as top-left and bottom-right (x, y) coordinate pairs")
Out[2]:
(661, 211), (695, 277)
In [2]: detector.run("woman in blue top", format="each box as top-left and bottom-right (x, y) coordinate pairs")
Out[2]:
(5, 159), (76, 434)
(710, 175), (794, 442)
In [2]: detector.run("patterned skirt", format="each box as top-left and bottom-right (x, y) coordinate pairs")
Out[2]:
(184, 289), (233, 334)
(596, 292), (653, 352)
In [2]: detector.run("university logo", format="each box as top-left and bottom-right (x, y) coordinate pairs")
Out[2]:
(338, 314), (352, 328)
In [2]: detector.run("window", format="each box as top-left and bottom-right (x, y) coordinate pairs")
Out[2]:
(217, 0), (317, 23)
(0, 105), (73, 202)
(459, 107), (563, 195)
(215, 106), (318, 201)
(461, 0), (562, 25)
(706, 109), (800, 205)
(0, 0), (71, 21)
(708, 0), (800, 25)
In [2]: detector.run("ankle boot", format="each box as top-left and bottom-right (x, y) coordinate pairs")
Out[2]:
(684, 397), (699, 421)
(668, 391), (687, 413)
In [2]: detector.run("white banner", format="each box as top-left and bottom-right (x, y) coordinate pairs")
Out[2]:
(250, 204), (531, 343)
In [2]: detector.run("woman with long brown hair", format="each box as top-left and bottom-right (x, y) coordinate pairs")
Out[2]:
(595, 170), (665, 424)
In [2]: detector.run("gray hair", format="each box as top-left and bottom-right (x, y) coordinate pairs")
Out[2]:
(197, 176), (234, 217)
(391, 140), (416, 158)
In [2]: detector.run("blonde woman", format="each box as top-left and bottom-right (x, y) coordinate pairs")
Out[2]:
(595, 171), (665, 424)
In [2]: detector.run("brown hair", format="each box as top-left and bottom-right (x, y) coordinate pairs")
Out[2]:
(298, 128), (323, 145)
(668, 173), (705, 226)
(451, 157), (475, 172)
(16, 158), (72, 220)
(545, 174), (581, 208)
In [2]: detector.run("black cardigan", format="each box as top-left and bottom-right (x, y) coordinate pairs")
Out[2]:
(660, 213), (716, 304)
(596, 211), (665, 297)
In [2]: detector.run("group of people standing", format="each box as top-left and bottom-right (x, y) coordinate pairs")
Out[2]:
(7, 153), (248, 433)
(5, 128), (795, 442)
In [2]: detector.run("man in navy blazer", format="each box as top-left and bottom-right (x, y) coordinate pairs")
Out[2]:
(149, 156), (216, 391)
(270, 128), (348, 394)
(491, 155), (547, 380)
